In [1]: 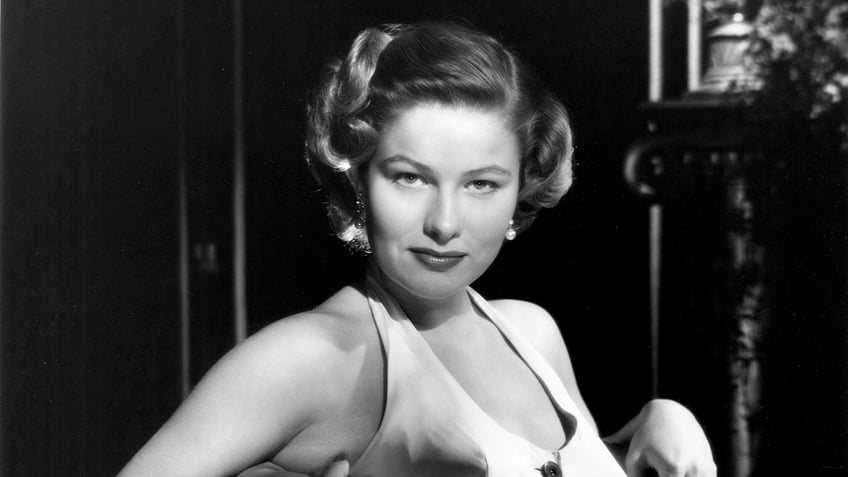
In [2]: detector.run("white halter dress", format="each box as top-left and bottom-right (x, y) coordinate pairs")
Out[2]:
(347, 271), (626, 477)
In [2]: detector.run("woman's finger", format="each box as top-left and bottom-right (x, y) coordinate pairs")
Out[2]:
(236, 462), (307, 477)
(322, 458), (350, 477)
(624, 448), (643, 477)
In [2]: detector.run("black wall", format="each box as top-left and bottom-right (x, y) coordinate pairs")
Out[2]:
(1, 1), (184, 474)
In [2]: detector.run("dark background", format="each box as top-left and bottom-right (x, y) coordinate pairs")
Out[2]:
(2, 1), (846, 475)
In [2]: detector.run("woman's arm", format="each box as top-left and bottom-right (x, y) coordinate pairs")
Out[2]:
(604, 399), (717, 477)
(117, 312), (350, 477)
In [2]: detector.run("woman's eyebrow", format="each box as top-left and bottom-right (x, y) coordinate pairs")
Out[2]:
(462, 166), (513, 178)
(379, 155), (433, 174)
(379, 156), (513, 178)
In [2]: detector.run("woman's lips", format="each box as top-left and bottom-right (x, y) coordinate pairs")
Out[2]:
(409, 248), (466, 271)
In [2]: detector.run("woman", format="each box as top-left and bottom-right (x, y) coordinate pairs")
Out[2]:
(119, 21), (715, 477)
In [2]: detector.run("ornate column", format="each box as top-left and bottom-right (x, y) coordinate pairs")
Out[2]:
(724, 153), (765, 477)
(624, 100), (764, 477)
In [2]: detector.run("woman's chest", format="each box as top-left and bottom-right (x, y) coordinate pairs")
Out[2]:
(420, 323), (567, 450)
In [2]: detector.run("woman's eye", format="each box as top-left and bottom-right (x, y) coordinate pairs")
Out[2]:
(468, 180), (498, 193)
(395, 173), (426, 187)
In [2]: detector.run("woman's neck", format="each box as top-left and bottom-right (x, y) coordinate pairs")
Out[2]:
(374, 266), (475, 331)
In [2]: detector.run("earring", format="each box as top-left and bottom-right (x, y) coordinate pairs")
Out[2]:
(505, 219), (517, 241)
(354, 193), (366, 229)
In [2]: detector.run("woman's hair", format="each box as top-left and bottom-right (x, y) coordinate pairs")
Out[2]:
(306, 21), (574, 251)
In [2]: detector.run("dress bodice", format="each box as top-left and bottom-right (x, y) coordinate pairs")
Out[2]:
(349, 271), (626, 477)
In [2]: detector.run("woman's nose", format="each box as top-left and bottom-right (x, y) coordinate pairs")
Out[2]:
(424, 192), (462, 243)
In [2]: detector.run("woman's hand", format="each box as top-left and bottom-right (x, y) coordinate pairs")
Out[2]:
(604, 399), (716, 477)
(236, 456), (349, 477)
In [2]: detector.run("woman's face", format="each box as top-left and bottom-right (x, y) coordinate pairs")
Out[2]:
(362, 104), (520, 301)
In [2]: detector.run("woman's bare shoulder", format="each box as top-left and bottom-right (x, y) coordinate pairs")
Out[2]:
(242, 285), (376, 379)
(258, 285), (371, 340)
(117, 286), (380, 476)
(230, 285), (384, 468)
(489, 298), (563, 347)
(487, 298), (574, 375)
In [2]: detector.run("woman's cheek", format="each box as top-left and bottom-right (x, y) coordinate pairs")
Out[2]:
(472, 197), (515, 238)
(370, 191), (422, 239)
